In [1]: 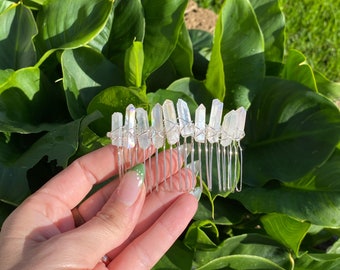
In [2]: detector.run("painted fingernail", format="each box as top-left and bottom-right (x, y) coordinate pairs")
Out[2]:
(177, 143), (192, 161)
(129, 163), (145, 187)
(190, 187), (202, 201)
(117, 164), (145, 206)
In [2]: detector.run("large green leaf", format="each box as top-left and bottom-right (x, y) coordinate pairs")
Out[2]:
(35, 0), (113, 54)
(231, 150), (340, 227)
(249, 0), (285, 75)
(0, 67), (66, 133)
(261, 213), (311, 255)
(243, 77), (340, 185)
(205, 0), (265, 110)
(0, 3), (37, 69)
(145, 22), (194, 91)
(87, 86), (148, 136)
(192, 234), (292, 270)
(0, 114), (99, 206)
(61, 47), (124, 119)
(141, 0), (188, 79)
(105, 0), (144, 64)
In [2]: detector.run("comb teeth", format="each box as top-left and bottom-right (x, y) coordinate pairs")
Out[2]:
(107, 98), (246, 193)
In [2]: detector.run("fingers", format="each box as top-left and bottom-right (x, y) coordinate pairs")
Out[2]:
(77, 146), (191, 222)
(35, 145), (154, 210)
(54, 166), (147, 268)
(107, 168), (195, 258)
(109, 192), (198, 269)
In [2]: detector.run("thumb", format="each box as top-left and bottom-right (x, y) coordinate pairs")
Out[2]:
(56, 164), (146, 267)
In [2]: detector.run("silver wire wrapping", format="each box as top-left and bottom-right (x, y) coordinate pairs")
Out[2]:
(106, 98), (246, 192)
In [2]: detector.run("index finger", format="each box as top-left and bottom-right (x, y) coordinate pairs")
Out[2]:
(36, 145), (154, 209)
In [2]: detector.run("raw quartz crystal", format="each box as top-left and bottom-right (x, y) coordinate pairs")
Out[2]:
(124, 104), (136, 149)
(162, 99), (179, 145)
(106, 98), (247, 192)
(109, 112), (123, 147)
(151, 103), (164, 149)
(136, 108), (151, 149)
(177, 99), (194, 138)
(194, 104), (206, 143)
(207, 99), (223, 143)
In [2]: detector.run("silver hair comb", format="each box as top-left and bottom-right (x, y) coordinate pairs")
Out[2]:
(106, 99), (246, 192)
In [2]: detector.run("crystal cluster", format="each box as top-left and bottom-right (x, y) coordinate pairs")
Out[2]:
(107, 99), (246, 192)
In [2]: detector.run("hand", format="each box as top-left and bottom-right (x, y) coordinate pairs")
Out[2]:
(0, 145), (200, 269)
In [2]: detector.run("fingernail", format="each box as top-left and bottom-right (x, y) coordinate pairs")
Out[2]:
(117, 164), (145, 206)
(177, 143), (192, 161)
(186, 160), (200, 176)
(190, 187), (202, 201)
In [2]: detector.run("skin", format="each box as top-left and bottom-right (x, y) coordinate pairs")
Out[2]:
(0, 145), (198, 270)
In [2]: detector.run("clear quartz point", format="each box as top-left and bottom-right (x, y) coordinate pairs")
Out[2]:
(109, 112), (123, 146)
(124, 104), (136, 149)
(207, 99), (223, 143)
(220, 110), (234, 147)
(151, 103), (164, 149)
(194, 104), (206, 143)
(235, 107), (246, 140)
(136, 108), (151, 149)
(177, 99), (194, 137)
(162, 99), (179, 145)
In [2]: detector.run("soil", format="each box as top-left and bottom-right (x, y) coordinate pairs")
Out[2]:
(185, 0), (218, 33)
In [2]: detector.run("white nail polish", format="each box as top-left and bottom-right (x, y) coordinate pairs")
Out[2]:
(190, 187), (202, 201)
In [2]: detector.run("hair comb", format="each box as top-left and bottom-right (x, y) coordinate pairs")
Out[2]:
(106, 99), (246, 193)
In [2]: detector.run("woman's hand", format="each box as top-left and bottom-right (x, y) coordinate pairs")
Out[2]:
(0, 145), (200, 269)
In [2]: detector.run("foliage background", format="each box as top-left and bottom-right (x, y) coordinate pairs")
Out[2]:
(196, 0), (340, 82)
(0, 0), (340, 269)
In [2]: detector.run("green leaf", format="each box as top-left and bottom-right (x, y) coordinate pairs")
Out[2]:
(168, 22), (194, 78)
(195, 196), (246, 226)
(295, 253), (340, 270)
(232, 150), (340, 227)
(261, 213), (311, 255)
(205, 0), (265, 110)
(192, 234), (292, 270)
(189, 29), (213, 80)
(243, 77), (340, 185)
(153, 240), (194, 270)
(167, 77), (214, 109)
(35, 0), (113, 53)
(0, 114), (99, 206)
(147, 89), (197, 114)
(0, 0), (14, 14)
(281, 49), (318, 92)
(105, 0), (144, 64)
(61, 47), (124, 119)
(184, 220), (219, 250)
(88, 5), (114, 53)
(124, 41), (144, 87)
(314, 70), (340, 108)
(87, 86), (148, 136)
(0, 67), (65, 133)
(249, 0), (285, 75)
(0, 3), (38, 69)
(142, 0), (188, 79)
